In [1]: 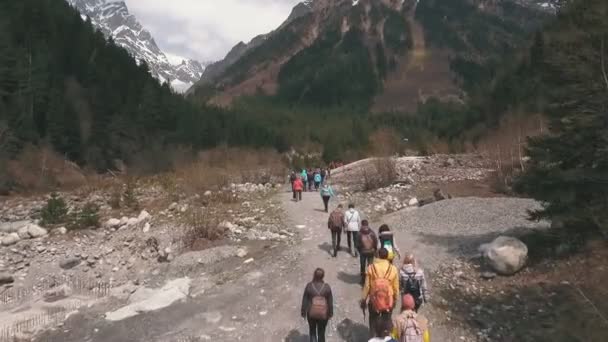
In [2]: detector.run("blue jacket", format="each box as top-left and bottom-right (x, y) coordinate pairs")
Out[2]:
(320, 186), (334, 197)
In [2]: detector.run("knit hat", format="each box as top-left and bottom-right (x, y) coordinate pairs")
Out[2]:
(402, 294), (416, 310)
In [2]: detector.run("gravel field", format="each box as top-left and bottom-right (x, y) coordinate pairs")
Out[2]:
(383, 197), (550, 270)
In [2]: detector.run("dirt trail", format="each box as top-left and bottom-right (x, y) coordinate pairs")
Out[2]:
(36, 190), (464, 342)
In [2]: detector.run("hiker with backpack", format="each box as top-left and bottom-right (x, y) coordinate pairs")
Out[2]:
(293, 176), (304, 202)
(400, 254), (429, 312)
(320, 183), (335, 213)
(392, 294), (430, 342)
(357, 220), (379, 285)
(301, 268), (334, 342)
(314, 171), (323, 190)
(361, 248), (400, 335)
(301, 169), (309, 192)
(344, 204), (362, 257)
(328, 204), (345, 257)
(308, 169), (315, 191)
(378, 224), (401, 264)
(369, 318), (398, 342)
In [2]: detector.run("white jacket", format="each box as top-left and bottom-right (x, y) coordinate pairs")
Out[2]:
(344, 209), (361, 232)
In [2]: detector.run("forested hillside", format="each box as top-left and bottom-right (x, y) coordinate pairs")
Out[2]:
(0, 0), (286, 175)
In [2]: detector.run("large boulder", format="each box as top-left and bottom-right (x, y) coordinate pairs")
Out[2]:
(26, 224), (48, 238)
(1, 233), (21, 246)
(481, 236), (528, 275)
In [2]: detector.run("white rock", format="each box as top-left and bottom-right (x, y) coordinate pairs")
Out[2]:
(119, 217), (129, 226)
(104, 218), (121, 228)
(143, 223), (150, 233)
(204, 191), (212, 196)
(236, 248), (248, 258)
(169, 202), (178, 211)
(137, 210), (151, 222)
(408, 198), (419, 206)
(482, 236), (528, 276)
(1, 233), (20, 246)
(126, 218), (139, 226)
(17, 226), (31, 239)
(57, 227), (68, 235)
(243, 258), (254, 264)
(26, 224), (48, 238)
(0, 221), (29, 234)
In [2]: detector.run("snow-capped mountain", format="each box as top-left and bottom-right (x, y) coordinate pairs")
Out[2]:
(66, 0), (205, 93)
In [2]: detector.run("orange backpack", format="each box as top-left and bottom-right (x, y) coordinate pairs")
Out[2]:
(370, 265), (394, 313)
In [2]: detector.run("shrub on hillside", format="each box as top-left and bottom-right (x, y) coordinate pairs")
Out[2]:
(362, 158), (398, 191)
(40, 193), (69, 226)
(68, 202), (100, 230)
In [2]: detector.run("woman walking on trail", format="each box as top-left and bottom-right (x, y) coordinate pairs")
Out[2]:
(293, 176), (304, 202)
(378, 224), (401, 263)
(301, 268), (334, 342)
(344, 204), (362, 257)
(320, 183), (335, 212)
(301, 169), (308, 192)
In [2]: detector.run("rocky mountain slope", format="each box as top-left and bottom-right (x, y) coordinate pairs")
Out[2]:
(189, 0), (550, 110)
(67, 0), (206, 93)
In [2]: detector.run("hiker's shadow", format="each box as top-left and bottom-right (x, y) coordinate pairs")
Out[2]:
(337, 318), (369, 342)
(318, 242), (333, 255)
(285, 330), (309, 342)
(337, 271), (361, 285)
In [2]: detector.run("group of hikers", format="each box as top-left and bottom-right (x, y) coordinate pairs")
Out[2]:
(300, 203), (431, 342)
(290, 168), (335, 212)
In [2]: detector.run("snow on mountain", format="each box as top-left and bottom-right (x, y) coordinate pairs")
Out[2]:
(66, 0), (206, 93)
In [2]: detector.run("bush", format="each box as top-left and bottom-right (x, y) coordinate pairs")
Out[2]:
(40, 193), (69, 226)
(181, 209), (223, 250)
(123, 178), (139, 211)
(362, 158), (398, 190)
(69, 202), (100, 230)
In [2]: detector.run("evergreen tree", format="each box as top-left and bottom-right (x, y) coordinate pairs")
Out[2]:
(515, 0), (608, 237)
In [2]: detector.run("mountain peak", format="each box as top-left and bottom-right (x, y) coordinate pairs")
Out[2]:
(66, 0), (205, 93)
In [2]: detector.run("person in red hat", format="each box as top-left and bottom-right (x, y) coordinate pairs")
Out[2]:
(392, 294), (429, 342)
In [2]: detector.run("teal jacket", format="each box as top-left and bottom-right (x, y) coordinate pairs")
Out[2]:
(301, 170), (308, 181)
(320, 186), (334, 197)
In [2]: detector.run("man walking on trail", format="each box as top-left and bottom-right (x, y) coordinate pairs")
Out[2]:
(314, 171), (322, 191)
(293, 176), (304, 202)
(357, 220), (378, 285)
(320, 183), (335, 212)
(308, 169), (315, 192)
(400, 254), (429, 312)
(392, 294), (430, 342)
(361, 248), (400, 335)
(328, 204), (345, 257)
(344, 204), (362, 257)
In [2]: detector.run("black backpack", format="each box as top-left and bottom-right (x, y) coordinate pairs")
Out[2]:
(402, 272), (422, 300)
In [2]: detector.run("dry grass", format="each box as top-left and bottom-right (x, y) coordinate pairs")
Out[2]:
(368, 127), (402, 157)
(5, 145), (87, 193)
(362, 157), (399, 191)
(172, 147), (285, 197)
(180, 208), (224, 250)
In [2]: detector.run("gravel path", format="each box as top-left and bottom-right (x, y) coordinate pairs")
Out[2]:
(383, 197), (550, 270)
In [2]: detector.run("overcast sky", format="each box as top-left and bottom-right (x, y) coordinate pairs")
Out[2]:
(124, 0), (302, 63)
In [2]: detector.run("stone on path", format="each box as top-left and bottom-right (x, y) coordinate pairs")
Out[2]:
(0, 273), (14, 285)
(60, 257), (81, 270)
(1, 233), (20, 246)
(480, 236), (528, 275)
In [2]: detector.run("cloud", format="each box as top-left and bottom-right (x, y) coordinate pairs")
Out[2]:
(124, 0), (302, 62)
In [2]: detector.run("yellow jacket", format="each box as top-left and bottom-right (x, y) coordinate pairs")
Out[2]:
(362, 259), (399, 302)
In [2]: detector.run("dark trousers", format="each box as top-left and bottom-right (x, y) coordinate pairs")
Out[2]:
(315, 181), (321, 190)
(359, 253), (374, 282)
(346, 231), (359, 253)
(322, 196), (330, 212)
(308, 318), (328, 342)
(295, 190), (302, 201)
(331, 229), (341, 256)
(303, 182), (308, 192)
(368, 305), (392, 336)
